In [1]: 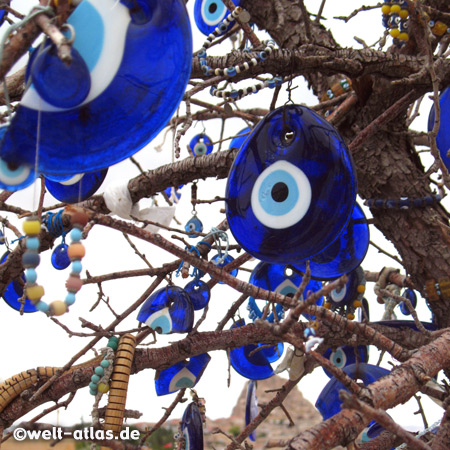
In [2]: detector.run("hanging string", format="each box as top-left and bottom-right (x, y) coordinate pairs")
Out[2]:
(43, 210), (66, 238)
(202, 227), (230, 264)
(176, 245), (201, 278)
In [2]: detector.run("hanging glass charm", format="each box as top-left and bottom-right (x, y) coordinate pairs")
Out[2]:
(155, 353), (211, 396)
(210, 254), (238, 284)
(428, 88), (450, 171)
(291, 203), (369, 280)
(321, 345), (369, 378)
(137, 286), (194, 334)
(188, 134), (213, 157)
(185, 215), (203, 238)
(399, 288), (417, 315)
(315, 363), (390, 420)
(194, 0), (241, 36)
(180, 402), (204, 450)
(226, 104), (356, 264)
(229, 127), (251, 150)
(51, 243), (71, 270)
(245, 380), (258, 441)
(45, 169), (108, 203)
(1, 252), (37, 313)
(184, 279), (211, 310)
(0, 0), (192, 189)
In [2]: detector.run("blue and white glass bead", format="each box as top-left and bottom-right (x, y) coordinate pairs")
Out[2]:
(322, 345), (369, 378)
(188, 134), (213, 157)
(292, 203), (369, 280)
(185, 216), (203, 238)
(226, 104), (356, 264)
(1, 252), (37, 313)
(428, 88), (450, 170)
(0, 0), (192, 184)
(210, 254), (238, 283)
(194, 0), (241, 36)
(51, 243), (71, 270)
(181, 402), (204, 450)
(245, 380), (258, 441)
(184, 279), (211, 310)
(136, 286), (194, 334)
(400, 288), (417, 315)
(326, 266), (366, 311)
(229, 319), (276, 380)
(315, 363), (390, 420)
(44, 169), (108, 203)
(164, 185), (183, 203)
(155, 353), (211, 396)
(229, 127), (251, 150)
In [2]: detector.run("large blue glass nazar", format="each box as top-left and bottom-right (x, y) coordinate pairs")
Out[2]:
(226, 105), (357, 264)
(1, 252), (37, 313)
(181, 402), (204, 450)
(292, 203), (369, 280)
(155, 353), (211, 396)
(0, 0), (192, 188)
(315, 363), (390, 420)
(245, 380), (258, 441)
(45, 169), (108, 203)
(194, 0), (241, 35)
(136, 286), (194, 334)
(428, 88), (450, 170)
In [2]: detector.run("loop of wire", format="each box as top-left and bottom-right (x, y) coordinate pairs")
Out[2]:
(203, 227), (229, 264)
(43, 210), (66, 239)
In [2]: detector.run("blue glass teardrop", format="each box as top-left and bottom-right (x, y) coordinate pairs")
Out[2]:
(185, 216), (203, 238)
(0, 0), (192, 178)
(184, 279), (211, 310)
(226, 104), (356, 264)
(45, 169), (108, 203)
(245, 380), (258, 441)
(189, 134), (213, 157)
(137, 286), (194, 334)
(428, 88), (450, 170)
(322, 345), (369, 378)
(155, 353), (211, 396)
(181, 402), (204, 450)
(51, 243), (71, 270)
(291, 203), (369, 280)
(399, 288), (417, 315)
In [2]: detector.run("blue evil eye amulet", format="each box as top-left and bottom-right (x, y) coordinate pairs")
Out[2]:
(226, 104), (357, 264)
(194, 0), (241, 36)
(428, 88), (450, 171)
(180, 402), (204, 450)
(321, 345), (369, 378)
(245, 380), (258, 441)
(188, 134), (213, 157)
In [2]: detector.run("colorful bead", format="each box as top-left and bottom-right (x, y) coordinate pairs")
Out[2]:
(65, 275), (83, 293)
(23, 220), (41, 235)
(22, 252), (40, 268)
(26, 237), (40, 250)
(98, 382), (109, 394)
(50, 300), (68, 316)
(381, 4), (391, 14)
(36, 301), (50, 313)
(89, 388), (98, 396)
(91, 374), (100, 383)
(89, 382), (98, 391)
(95, 366), (105, 377)
(107, 337), (119, 350)
(347, 313), (355, 320)
(67, 242), (86, 259)
(71, 260), (82, 274)
(100, 360), (110, 369)
(26, 284), (45, 301)
(25, 268), (37, 284)
(65, 292), (76, 305)
(70, 228), (83, 242)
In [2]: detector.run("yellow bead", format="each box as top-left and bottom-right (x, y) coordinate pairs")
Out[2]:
(50, 300), (68, 316)
(67, 243), (86, 260)
(26, 284), (45, 301)
(324, 302), (332, 309)
(357, 285), (365, 294)
(98, 383), (109, 394)
(399, 9), (409, 19)
(432, 21), (448, 36)
(347, 313), (355, 320)
(23, 220), (41, 236)
(381, 5), (391, 14)
(398, 32), (409, 41)
(390, 4), (401, 13)
(390, 28), (400, 38)
(353, 300), (362, 308)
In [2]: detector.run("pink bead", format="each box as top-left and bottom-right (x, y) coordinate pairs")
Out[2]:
(66, 275), (83, 293)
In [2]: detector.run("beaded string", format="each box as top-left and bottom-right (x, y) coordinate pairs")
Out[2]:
(364, 193), (442, 209)
(210, 76), (283, 100)
(89, 337), (119, 398)
(22, 209), (88, 316)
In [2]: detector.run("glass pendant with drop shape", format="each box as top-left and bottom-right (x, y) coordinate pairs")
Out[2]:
(245, 380), (258, 441)
(181, 402), (204, 450)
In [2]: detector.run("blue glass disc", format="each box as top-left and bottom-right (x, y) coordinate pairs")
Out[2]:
(428, 88), (450, 170)
(0, 0), (192, 177)
(315, 363), (390, 420)
(400, 288), (417, 316)
(0, 252), (37, 313)
(45, 169), (108, 203)
(51, 243), (71, 270)
(326, 266), (365, 308)
(229, 127), (251, 150)
(229, 319), (275, 380)
(291, 203), (369, 280)
(226, 104), (356, 264)
(181, 402), (204, 450)
(184, 279), (210, 310)
(137, 286), (194, 334)
(322, 345), (369, 378)
(189, 134), (213, 156)
(155, 353), (211, 396)
(245, 380), (258, 441)
(210, 254), (238, 284)
(194, 0), (240, 36)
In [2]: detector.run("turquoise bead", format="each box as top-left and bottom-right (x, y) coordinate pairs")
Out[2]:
(71, 260), (82, 274)
(89, 388), (97, 396)
(36, 301), (49, 313)
(94, 366), (104, 377)
(70, 228), (82, 242)
(26, 237), (40, 250)
(91, 374), (100, 383)
(89, 382), (98, 391)
(100, 360), (110, 369)
(25, 268), (37, 283)
(65, 292), (76, 306)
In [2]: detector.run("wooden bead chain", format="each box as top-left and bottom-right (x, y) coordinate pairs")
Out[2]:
(103, 334), (136, 438)
(22, 209), (89, 316)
